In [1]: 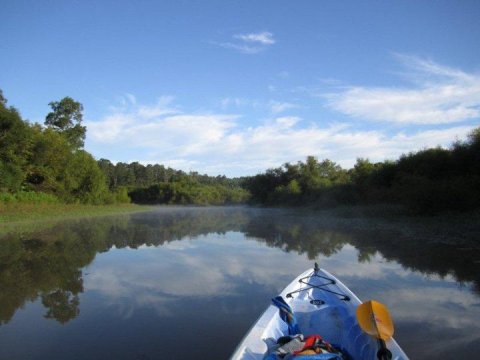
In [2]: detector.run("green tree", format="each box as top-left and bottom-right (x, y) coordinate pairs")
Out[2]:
(64, 151), (109, 204)
(98, 158), (116, 189)
(45, 97), (86, 149)
(272, 179), (302, 204)
(114, 162), (136, 186)
(0, 94), (33, 191)
(298, 157), (346, 192)
(351, 158), (375, 187)
(26, 127), (71, 193)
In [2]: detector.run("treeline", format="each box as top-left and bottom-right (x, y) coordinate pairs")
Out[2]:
(0, 90), (248, 206)
(245, 128), (480, 214)
(97, 159), (249, 205)
(2, 87), (479, 212)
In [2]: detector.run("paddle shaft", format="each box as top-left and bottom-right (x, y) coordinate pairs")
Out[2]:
(377, 339), (392, 360)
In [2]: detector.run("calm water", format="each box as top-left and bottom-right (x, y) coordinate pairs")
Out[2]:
(1, 206), (479, 359)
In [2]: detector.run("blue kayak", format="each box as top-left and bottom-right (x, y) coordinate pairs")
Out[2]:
(230, 265), (409, 360)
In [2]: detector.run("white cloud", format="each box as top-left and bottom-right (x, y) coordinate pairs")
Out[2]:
(215, 31), (275, 54)
(220, 97), (259, 109)
(88, 113), (133, 142)
(87, 100), (238, 155)
(215, 42), (266, 54)
(233, 31), (275, 45)
(274, 116), (301, 128)
(125, 93), (137, 106)
(86, 96), (477, 176)
(137, 96), (178, 118)
(220, 98), (296, 114)
(269, 100), (298, 114)
(326, 56), (480, 124)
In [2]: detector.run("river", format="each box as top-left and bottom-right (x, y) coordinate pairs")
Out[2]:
(0, 206), (479, 359)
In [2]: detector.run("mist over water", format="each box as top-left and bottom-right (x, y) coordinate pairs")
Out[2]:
(1, 207), (479, 359)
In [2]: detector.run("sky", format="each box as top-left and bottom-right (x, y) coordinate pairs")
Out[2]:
(1, 0), (480, 177)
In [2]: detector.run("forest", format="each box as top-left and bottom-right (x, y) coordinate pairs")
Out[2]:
(97, 159), (249, 205)
(245, 129), (480, 214)
(1, 89), (479, 213)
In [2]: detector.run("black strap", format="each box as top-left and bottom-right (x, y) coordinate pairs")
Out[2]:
(286, 272), (350, 301)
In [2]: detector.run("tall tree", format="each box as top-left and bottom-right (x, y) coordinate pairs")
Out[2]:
(97, 158), (116, 189)
(64, 151), (109, 204)
(0, 92), (33, 191)
(45, 97), (86, 149)
(27, 127), (71, 193)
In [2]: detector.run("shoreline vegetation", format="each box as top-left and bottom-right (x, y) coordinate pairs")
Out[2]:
(1, 88), (479, 224)
(245, 129), (480, 215)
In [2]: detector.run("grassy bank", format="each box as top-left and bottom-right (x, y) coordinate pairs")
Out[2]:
(0, 202), (153, 235)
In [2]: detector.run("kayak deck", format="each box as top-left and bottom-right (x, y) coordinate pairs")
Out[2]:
(231, 267), (408, 360)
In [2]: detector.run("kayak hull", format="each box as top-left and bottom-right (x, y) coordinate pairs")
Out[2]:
(230, 267), (408, 360)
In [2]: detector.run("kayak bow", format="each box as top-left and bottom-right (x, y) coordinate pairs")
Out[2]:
(231, 264), (408, 360)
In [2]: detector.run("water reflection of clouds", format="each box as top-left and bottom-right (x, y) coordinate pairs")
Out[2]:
(161, 239), (199, 251)
(85, 232), (314, 316)
(87, 233), (476, 307)
(384, 286), (480, 328)
(3, 208), (479, 360)
(84, 228), (480, 359)
(386, 286), (480, 358)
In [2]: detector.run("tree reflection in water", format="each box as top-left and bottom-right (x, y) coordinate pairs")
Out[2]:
(0, 206), (478, 325)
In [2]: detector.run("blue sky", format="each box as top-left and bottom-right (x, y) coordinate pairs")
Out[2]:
(2, 0), (480, 176)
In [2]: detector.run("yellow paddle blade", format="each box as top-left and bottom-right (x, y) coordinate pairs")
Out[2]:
(356, 300), (394, 341)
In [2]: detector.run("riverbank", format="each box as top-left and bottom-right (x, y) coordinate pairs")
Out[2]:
(0, 202), (153, 235)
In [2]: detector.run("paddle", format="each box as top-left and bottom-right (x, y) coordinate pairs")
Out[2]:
(356, 300), (394, 360)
